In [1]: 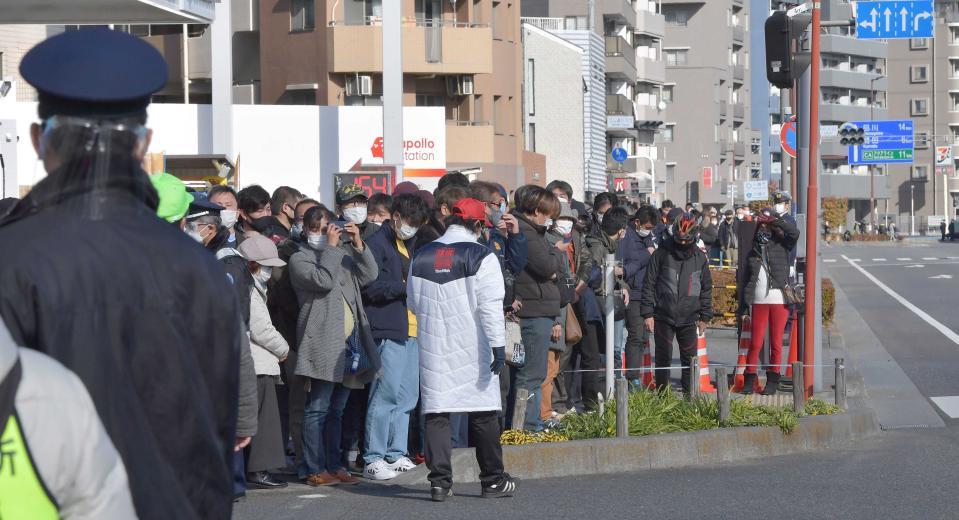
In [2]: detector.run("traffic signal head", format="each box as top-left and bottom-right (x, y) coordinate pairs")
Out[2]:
(839, 123), (865, 146)
(765, 11), (812, 89)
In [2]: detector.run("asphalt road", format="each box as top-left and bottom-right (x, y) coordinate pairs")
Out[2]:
(822, 240), (959, 421)
(233, 428), (959, 520)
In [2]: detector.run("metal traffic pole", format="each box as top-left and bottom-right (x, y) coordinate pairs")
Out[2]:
(802, 2), (822, 399)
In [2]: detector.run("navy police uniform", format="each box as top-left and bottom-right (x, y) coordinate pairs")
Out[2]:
(0, 29), (241, 520)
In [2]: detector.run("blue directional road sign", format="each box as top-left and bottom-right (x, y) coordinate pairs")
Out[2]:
(611, 147), (628, 163)
(856, 0), (934, 40)
(848, 120), (914, 165)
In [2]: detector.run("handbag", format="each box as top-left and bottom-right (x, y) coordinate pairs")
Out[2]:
(564, 304), (583, 345)
(504, 315), (526, 368)
(760, 256), (805, 306)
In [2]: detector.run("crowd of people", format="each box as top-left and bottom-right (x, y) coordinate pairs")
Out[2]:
(0, 28), (805, 519)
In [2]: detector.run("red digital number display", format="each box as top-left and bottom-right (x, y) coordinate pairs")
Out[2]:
(335, 173), (393, 196)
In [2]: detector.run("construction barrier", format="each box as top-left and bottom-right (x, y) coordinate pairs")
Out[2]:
(730, 316), (761, 393)
(640, 340), (655, 389)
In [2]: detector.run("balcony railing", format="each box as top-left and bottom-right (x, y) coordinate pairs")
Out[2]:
(521, 17), (565, 31)
(606, 94), (635, 116)
(330, 16), (488, 28)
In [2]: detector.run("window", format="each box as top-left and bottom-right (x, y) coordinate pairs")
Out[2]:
(911, 65), (929, 83)
(662, 125), (674, 142)
(952, 93), (959, 112)
(291, 0), (315, 31)
(526, 59), (535, 116)
(285, 90), (316, 105)
(664, 8), (688, 26)
(564, 16), (587, 30)
(528, 123), (536, 151)
(415, 94), (445, 107)
(911, 98), (929, 116)
(951, 27), (959, 45)
(664, 50), (688, 66)
(915, 131), (930, 149)
(912, 165), (929, 182)
(662, 85), (673, 103)
(474, 95), (485, 123)
(910, 38), (929, 49)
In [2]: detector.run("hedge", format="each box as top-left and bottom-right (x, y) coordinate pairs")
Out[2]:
(709, 267), (835, 327)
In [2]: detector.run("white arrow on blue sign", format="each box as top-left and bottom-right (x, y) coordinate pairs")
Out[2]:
(611, 147), (628, 163)
(856, 0), (934, 39)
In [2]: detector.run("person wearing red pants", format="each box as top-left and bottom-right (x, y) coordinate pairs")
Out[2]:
(738, 207), (799, 395)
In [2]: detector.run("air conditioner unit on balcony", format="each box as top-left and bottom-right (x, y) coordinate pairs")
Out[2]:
(346, 75), (373, 96)
(446, 75), (474, 96)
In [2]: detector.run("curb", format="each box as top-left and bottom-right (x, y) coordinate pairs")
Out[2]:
(388, 408), (879, 485)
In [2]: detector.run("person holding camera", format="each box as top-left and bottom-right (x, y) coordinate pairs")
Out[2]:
(738, 207), (800, 395)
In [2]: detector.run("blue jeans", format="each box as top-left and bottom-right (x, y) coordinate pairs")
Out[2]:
(299, 379), (351, 478)
(364, 337), (420, 464)
(614, 319), (626, 380)
(509, 317), (552, 431)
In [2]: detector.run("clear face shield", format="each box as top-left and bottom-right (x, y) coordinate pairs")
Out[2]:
(30, 114), (153, 218)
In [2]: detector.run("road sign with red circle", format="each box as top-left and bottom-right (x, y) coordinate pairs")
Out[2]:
(780, 118), (797, 158)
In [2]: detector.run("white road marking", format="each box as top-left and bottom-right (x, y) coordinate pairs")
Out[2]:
(824, 259), (837, 263)
(872, 258), (887, 261)
(930, 396), (959, 419)
(842, 254), (959, 347)
(948, 256), (959, 260)
(298, 494), (329, 499)
(929, 274), (953, 279)
(848, 258), (861, 262)
(897, 257), (912, 261)
(905, 264), (925, 268)
(923, 257), (938, 261)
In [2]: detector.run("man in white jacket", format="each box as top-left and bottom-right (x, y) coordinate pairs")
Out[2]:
(407, 198), (517, 502)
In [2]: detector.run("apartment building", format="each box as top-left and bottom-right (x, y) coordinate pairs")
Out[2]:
(522, 23), (585, 197)
(885, 1), (959, 227)
(255, 0), (532, 188)
(0, 26), (50, 102)
(523, 0), (667, 200)
(660, 0), (757, 208)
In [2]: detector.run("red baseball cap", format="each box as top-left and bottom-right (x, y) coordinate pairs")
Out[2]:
(452, 198), (491, 227)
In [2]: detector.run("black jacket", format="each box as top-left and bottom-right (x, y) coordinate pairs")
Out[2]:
(0, 165), (241, 520)
(700, 222), (719, 248)
(512, 212), (563, 319)
(718, 219), (737, 249)
(640, 239), (713, 326)
(268, 236), (305, 347)
(740, 216), (800, 311)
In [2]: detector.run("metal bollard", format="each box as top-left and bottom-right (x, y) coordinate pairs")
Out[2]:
(715, 367), (730, 423)
(792, 362), (805, 413)
(512, 388), (529, 429)
(615, 378), (629, 438)
(688, 356), (700, 399)
(835, 358), (846, 409)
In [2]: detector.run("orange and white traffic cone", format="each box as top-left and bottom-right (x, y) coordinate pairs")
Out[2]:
(696, 328), (717, 393)
(641, 340), (655, 389)
(731, 316), (752, 393)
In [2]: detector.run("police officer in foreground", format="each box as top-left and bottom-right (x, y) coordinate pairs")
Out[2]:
(0, 29), (242, 519)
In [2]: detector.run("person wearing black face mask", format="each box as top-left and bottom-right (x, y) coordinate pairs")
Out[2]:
(238, 184), (289, 244)
(640, 212), (713, 393)
(738, 207), (800, 396)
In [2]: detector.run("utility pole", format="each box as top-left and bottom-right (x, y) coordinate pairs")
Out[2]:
(870, 76), (878, 229)
(802, 3), (822, 399)
(383, 0), (405, 183)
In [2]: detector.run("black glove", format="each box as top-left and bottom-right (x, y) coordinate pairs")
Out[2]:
(490, 347), (506, 375)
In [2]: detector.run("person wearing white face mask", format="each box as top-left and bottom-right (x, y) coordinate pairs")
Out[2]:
(209, 185), (240, 244)
(336, 184), (379, 241)
(359, 194), (431, 480)
(617, 205), (658, 387)
(237, 234), (291, 490)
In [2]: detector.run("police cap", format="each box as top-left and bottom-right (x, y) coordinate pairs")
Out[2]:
(20, 28), (168, 120)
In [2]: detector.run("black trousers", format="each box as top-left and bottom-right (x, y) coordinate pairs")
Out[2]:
(624, 300), (650, 380)
(653, 321), (698, 392)
(425, 411), (504, 489)
(340, 384), (369, 467)
(245, 376), (286, 472)
(560, 303), (603, 412)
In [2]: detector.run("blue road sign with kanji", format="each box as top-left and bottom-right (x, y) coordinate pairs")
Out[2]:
(848, 120), (914, 165)
(856, 1), (934, 39)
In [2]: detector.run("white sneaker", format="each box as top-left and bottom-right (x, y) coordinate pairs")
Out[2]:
(364, 459), (398, 481)
(386, 456), (417, 472)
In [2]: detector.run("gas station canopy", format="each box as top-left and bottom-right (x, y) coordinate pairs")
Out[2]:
(0, 0), (214, 24)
